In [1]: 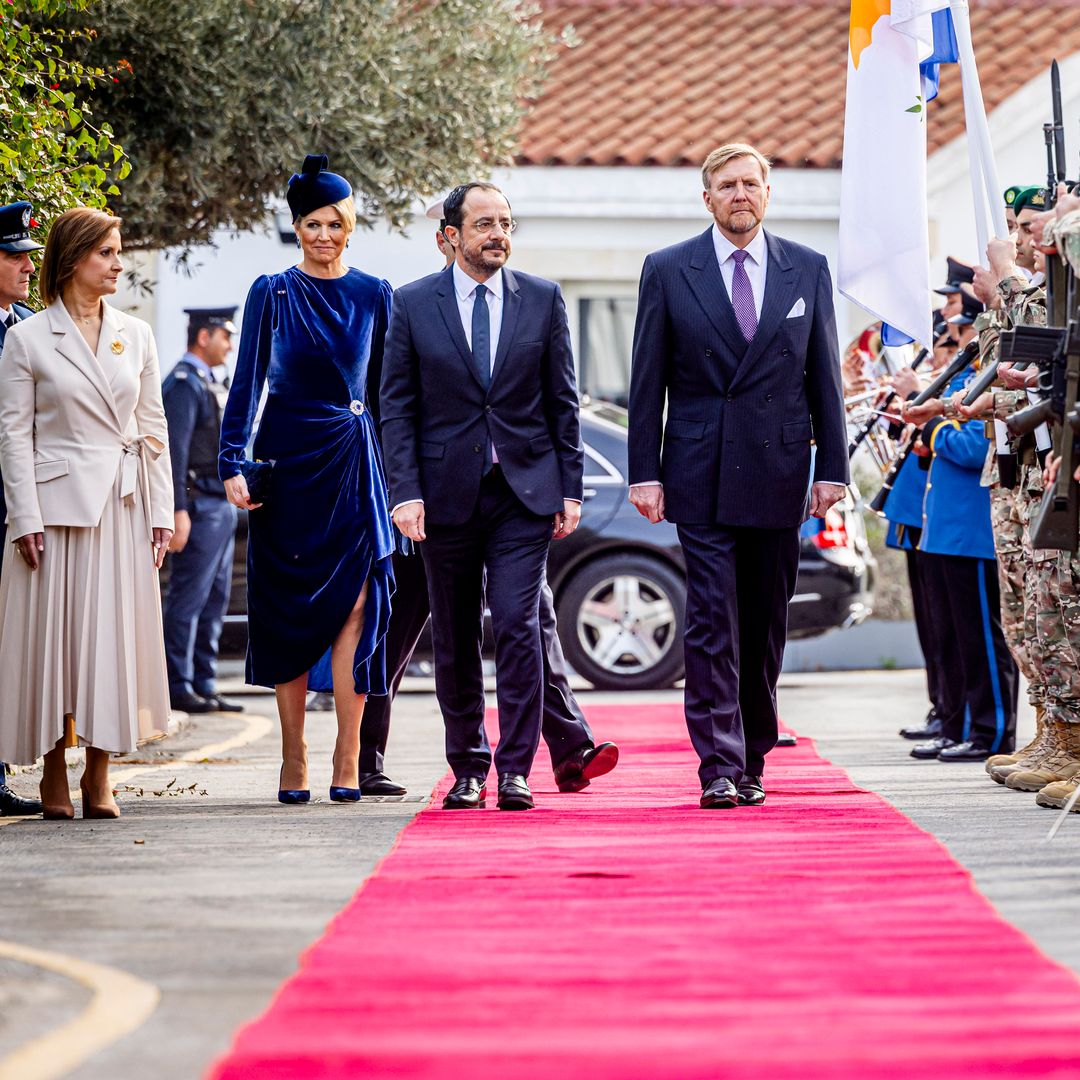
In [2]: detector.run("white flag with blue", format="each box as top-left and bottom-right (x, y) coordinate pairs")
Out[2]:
(838, 1), (957, 350)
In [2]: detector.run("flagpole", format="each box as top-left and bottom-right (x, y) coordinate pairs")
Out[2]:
(949, 0), (1008, 255)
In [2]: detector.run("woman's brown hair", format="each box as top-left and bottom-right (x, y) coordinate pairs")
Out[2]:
(38, 207), (123, 305)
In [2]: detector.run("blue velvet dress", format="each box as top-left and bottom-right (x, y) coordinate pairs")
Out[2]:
(219, 267), (395, 694)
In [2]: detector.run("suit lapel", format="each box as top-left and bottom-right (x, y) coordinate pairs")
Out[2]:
(96, 302), (130, 396)
(435, 267), (485, 390)
(728, 231), (798, 392)
(684, 228), (748, 363)
(489, 268), (520, 387)
(49, 301), (121, 426)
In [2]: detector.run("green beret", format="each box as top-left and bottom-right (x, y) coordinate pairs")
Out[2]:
(1003, 185), (1024, 208)
(1013, 186), (1048, 213)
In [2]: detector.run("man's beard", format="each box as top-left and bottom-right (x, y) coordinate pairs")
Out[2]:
(724, 208), (760, 234)
(463, 243), (507, 276)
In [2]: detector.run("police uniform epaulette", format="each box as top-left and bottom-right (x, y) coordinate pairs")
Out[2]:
(174, 368), (189, 380)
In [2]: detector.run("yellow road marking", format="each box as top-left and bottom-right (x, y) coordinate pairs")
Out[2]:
(0, 711), (274, 821)
(0, 712), (276, 1071)
(0, 941), (160, 1080)
(109, 710), (275, 785)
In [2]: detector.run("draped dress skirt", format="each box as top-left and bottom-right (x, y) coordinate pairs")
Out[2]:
(222, 267), (395, 696)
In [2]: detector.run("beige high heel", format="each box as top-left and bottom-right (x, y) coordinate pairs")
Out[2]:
(80, 781), (120, 820)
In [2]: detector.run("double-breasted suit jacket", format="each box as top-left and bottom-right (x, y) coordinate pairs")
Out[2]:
(0, 299), (173, 541)
(628, 228), (848, 528)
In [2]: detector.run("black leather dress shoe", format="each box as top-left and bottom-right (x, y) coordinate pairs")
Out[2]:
(359, 772), (408, 797)
(899, 709), (943, 740)
(442, 776), (486, 809)
(553, 741), (620, 792)
(700, 777), (739, 809)
(0, 783), (42, 816)
(775, 732), (797, 747)
(910, 736), (956, 760)
(169, 691), (216, 714)
(737, 775), (766, 806)
(201, 693), (245, 713)
(497, 774), (534, 810)
(938, 740), (995, 762)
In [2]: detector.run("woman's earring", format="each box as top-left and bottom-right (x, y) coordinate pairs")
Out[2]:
(295, 236), (301, 249)
(346, 240), (350, 248)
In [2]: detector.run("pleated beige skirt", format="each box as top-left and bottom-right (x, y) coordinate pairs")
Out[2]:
(0, 464), (170, 763)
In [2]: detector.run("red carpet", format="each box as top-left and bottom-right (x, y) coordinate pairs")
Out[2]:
(210, 706), (1080, 1079)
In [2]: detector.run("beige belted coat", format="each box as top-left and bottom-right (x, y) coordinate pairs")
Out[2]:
(0, 299), (174, 762)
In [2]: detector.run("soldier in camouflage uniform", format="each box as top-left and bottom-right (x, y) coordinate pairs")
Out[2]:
(962, 189), (1080, 796)
(1031, 190), (1080, 812)
(965, 190), (1048, 777)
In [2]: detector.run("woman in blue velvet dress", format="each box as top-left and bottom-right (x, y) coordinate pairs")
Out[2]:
(219, 156), (394, 804)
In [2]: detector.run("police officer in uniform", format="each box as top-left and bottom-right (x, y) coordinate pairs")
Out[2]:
(162, 307), (244, 714)
(0, 201), (43, 814)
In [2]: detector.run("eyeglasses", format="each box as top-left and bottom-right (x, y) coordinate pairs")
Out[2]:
(469, 217), (517, 235)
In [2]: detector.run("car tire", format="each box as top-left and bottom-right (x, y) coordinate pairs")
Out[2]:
(557, 554), (685, 691)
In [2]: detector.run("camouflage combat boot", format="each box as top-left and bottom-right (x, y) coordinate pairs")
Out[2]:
(987, 704), (1046, 780)
(1004, 721), (1080, 792)
(1035, 775), (1080, 811)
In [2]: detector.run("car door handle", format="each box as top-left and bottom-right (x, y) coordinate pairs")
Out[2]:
(582, 488), (598, 499)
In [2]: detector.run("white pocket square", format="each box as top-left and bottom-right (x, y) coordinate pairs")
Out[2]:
(786, 298), (806, 319)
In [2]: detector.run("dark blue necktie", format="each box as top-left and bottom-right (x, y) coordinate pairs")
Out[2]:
(471, 283), (491, 390)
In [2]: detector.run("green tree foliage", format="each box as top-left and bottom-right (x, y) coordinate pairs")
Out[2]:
(0, 0), (127, 233)
(55, 0), (565, 253)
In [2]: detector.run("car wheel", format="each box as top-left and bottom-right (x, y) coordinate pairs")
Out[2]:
(557, 554), (685, 691)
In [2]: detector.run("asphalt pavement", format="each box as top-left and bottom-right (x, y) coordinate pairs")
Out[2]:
(0, 669), (1075, 1079)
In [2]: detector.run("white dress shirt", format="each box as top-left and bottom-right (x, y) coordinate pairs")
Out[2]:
(712, 223), (767, 318)
(391, 265), (504, 515)
(453, 260), (503, 365)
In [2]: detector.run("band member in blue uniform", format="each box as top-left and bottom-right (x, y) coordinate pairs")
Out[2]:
(220, 156), (395, 805)
(162, 307), (244, 714)
(886, 323), (955, 742)
(902, 297), (1018, 762)
(0, 200), (43, 816)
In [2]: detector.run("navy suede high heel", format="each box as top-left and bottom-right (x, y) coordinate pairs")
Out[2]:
(277, 789), (311, 804)
(329, 786), (362, 803)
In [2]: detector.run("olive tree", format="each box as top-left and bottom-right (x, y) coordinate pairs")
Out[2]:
(55, 0), (566, 253)
(0, 0), (127, 239)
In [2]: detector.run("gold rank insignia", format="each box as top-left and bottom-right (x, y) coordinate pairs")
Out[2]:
(110, 339), (124, 355)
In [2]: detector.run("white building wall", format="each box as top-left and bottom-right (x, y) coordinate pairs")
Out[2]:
(124, 164), (861, 373)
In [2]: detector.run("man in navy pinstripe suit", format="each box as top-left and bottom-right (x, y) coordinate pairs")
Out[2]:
(627, 144), (848, 809)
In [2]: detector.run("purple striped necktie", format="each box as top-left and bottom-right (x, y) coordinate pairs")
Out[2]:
(730, 249), (757, 341)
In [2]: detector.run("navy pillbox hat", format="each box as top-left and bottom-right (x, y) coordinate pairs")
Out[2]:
(286, 155), (352, 221)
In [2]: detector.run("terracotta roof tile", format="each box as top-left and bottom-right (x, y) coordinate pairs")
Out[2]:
(519, 0), (1080, 169)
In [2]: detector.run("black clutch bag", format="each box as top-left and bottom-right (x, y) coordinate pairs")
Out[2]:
(239, 459), (275, 504)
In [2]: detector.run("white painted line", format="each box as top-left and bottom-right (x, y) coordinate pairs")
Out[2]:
(0, 941), (160, 1080)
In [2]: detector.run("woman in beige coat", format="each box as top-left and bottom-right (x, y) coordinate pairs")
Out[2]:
(0, 208), (174, 819)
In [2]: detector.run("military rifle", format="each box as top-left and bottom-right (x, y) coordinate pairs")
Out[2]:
(1028, 60), (1080, 550)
